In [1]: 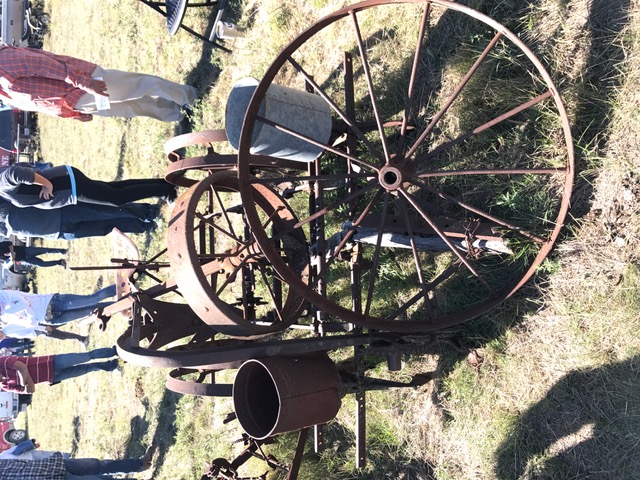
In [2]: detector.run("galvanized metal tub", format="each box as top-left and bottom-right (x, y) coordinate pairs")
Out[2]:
(225, 77), (332, 162)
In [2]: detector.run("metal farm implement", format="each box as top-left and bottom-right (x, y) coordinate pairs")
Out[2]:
(90, 1), (574, 477)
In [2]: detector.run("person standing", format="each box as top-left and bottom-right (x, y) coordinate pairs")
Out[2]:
(0, 443), (153, 479)
(0, 163), (177, 210)
(0, 347), (121, 393)
(0, 284), (117, 327)
(0, 45), (197, 122)
(0, 240), (67, 269)
(0, 199), (160, 240)
(0, 326), (88, 349)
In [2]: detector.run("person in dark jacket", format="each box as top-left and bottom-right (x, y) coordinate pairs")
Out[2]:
(0, 240), (66, 268)
(0, 163), (176, 209)
(0, 199), (160, 240)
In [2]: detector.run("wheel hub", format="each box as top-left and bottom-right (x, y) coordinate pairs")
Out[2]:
(378, 164), (405, 191)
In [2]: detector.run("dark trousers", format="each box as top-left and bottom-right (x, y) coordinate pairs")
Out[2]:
(15, 246), (66, 268)
(58, 202), (159, 239)
(71, 169), (174, 206)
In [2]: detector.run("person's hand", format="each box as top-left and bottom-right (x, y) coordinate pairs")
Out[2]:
(74, 114), (93, 122)
(39, 183), (53, 200)
(87, 79), (109, 96)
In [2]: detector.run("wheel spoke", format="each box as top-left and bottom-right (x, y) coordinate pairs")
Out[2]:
(406, 31), (503, 160)
(287, 55), (386, 166)
(417, 91), (554, 164)
(383, 261), (461, 322)
(400, 187), (495, 295)
(292, 179), (379, 229)
(419, 167), (565, 178)
(194, 211), (242, 244)
(400, 196), (433, 317)
(311, 188), (384, 288)
(398, 1), (431, 154)
(213, 186), (239, 241)
(408, 178), (546, 243)
(256, 265), (285, 323)
(363, 192), (391, 318)
(250, 171), (375, 186)
(256, 114), (380, 173)
(350, 10), (391, 164)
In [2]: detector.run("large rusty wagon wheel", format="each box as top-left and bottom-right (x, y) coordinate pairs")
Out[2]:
(236, 0), (574, 332)
(167, 171), (309, 336)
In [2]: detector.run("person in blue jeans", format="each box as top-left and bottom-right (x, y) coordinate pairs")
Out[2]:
(0, 199), (161, 241)
(1, 347), (121, 393)
(0, 441), (153, 479)
(0, 284), (116, 328)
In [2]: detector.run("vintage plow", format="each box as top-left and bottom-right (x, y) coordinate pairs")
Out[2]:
(94, 1), (574, 477)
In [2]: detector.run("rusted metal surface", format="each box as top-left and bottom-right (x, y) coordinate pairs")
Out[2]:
(166, 368), (236, 396)
(233, 353), (341, 439)
(167, 171), (309, 336)
(99, 3), (576, 477)
(116, 329), (380, 369)
(235, 0), (574, 333)
(164, 130), (306, 187)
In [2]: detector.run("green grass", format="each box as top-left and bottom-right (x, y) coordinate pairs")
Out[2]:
(15, 0), (640, 479)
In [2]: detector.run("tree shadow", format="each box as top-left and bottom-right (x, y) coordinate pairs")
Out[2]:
(494, 356), (640, 479)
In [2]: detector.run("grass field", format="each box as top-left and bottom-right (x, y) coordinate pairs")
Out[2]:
(14, 0), (640, 479)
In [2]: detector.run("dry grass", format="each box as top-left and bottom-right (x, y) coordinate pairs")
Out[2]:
(13, 0), (640, 479)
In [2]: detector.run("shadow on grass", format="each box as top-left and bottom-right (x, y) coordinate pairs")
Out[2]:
(494, 356), (640, 479)
(70, 415), (80, 457)
(119, 385), (179, 476)
(145, 389), (181, 477)
(123, 414), (150, 460)
(565, 0), (631, 217)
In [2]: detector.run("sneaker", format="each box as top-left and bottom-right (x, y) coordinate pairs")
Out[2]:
(141, 445), (156, 470)
(78, 336), (90, 351)
(160, 186), (179, 208)
(177, 109), (193, 134)
(111, 359), (125, 377)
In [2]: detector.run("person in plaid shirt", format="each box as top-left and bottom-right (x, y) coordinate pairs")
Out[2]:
(0, 441), (153, 479)
(0, 451), (66, 479)
(0, 45), (197, 122)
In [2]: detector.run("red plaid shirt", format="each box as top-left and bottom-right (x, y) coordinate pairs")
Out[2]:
(0, 46), (96, 118)
(0, 355), (55, 392)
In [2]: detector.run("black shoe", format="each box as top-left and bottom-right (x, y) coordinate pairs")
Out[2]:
(141, 445), (156, 470)
(178, 108), (193, 134)
(160, 186), (179, 206)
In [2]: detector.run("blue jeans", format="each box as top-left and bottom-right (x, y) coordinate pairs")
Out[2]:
(47, 285), (117, 325)
(64, 457), (143, 480)
(59, 202), (159, 240)
(19, 246), (67, 268)
(52, 348), (118, 383)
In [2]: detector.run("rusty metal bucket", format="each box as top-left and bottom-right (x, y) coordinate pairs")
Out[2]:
(232, 352), (342, 439)
(225, 77), (332, 162)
